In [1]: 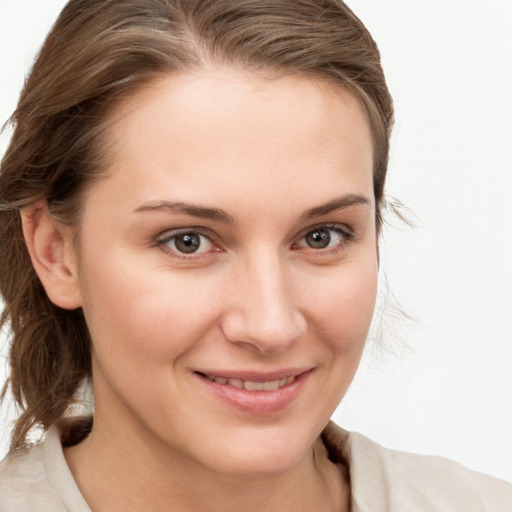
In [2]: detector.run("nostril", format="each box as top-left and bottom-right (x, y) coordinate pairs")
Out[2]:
(219, 271), (306, 352)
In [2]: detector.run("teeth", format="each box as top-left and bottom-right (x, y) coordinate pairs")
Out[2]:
(244, 381), (264, 391)
(206, 374), (296, 391)
(263, 380), (280, 391)
(228, 379), (244, 389)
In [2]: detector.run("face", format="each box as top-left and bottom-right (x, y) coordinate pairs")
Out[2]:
(72, 69), (377, 476)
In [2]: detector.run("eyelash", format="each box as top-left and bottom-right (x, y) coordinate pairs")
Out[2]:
(154, 223), (354, 259)
(293, 224), (354, 254)
(154, 228), (217, 258)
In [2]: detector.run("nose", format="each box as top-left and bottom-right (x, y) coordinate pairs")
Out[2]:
(220, 250), (307, 354)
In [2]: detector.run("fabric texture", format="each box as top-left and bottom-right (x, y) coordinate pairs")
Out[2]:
(1, 420), (511, 511)
(322, 423), (512, 512)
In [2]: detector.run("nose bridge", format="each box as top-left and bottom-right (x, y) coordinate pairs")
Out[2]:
(223, 246), (306, 352)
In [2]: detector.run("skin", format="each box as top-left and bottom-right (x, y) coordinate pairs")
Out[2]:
(24, 68), (377, 511)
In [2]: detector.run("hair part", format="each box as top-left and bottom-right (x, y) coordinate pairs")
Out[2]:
(0, 0), (393, 448)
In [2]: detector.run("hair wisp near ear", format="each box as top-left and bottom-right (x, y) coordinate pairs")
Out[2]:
(21, 201), (82, 310)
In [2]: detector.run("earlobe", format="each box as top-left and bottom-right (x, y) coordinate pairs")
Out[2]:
(21, 201), (82, 310)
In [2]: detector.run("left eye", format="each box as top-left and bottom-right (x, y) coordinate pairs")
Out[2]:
(162, 232), (214, 254)
(296, 227), (347, 249)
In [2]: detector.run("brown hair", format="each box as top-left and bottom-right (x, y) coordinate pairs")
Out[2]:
(0, 0), (393, 449)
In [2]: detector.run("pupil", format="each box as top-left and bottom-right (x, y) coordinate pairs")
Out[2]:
(307, 229), (330, 248)
(176, 234), (200, 253)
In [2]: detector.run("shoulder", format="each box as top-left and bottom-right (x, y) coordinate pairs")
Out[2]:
(322, 422), (512, 512)
(0, 442), (67, 511)
(0, 427), (83, 512)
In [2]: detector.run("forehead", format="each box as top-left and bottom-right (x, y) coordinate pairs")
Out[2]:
(93, 69), (374, 216)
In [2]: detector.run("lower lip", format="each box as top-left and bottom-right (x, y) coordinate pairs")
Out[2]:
(195, 371), (312, 415)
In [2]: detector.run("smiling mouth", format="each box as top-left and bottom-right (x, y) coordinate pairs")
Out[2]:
(202, 374), (296, 391)
(195, 369), (312, 414)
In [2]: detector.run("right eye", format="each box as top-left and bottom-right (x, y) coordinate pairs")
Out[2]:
(157, 230), (215, 255)
(294, 224), (352, 252)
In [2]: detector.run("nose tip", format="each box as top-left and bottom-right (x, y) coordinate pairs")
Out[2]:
(222, 306), (307, 354)
(221, 260), (307, 354)
(231, 310), (306, 354)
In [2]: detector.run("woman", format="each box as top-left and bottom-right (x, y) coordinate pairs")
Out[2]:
(0, 0), (510, 510)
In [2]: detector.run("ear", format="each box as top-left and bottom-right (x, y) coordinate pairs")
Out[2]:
(21, 200), (82, 310)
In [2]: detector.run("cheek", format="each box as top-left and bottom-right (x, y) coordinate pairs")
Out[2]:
(302, 259), (378, 352)
(295, 258), (378, 424)
(79, 255), (224, 365)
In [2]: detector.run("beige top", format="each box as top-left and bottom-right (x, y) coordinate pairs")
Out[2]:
(1, 421), (511, 511)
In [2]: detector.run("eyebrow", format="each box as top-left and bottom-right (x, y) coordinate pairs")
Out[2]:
(299, 194), (371, 220)
(134, 201), (236, 224)
(134, 193), (370, 224)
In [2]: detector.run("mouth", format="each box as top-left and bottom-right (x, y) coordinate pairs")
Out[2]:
(201, 374), (296, 391)
(194, 369), (313, 414)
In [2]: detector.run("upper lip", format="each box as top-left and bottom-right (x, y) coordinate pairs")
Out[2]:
(195, 368), (314, 382)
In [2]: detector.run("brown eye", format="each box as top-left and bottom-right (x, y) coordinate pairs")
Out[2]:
(174, 233), (201, 253)
(296, 225), (349, 251)
(161, 232), (214, 254)
(305, 228), (331, 249)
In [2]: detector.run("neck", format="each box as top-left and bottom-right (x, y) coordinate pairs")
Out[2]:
(64, 418), (349, 512)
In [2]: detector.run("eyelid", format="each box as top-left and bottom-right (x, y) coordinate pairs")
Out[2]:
(154, 227), (222, 257)
(295, 222), (354, 240)
(152, 222), (355, 258)
(292, 223), (355, 251)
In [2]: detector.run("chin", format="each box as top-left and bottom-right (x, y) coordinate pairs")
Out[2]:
(195, 425), (317, 478)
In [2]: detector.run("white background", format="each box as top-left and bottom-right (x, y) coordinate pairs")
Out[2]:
(1, 0), (511, 483)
